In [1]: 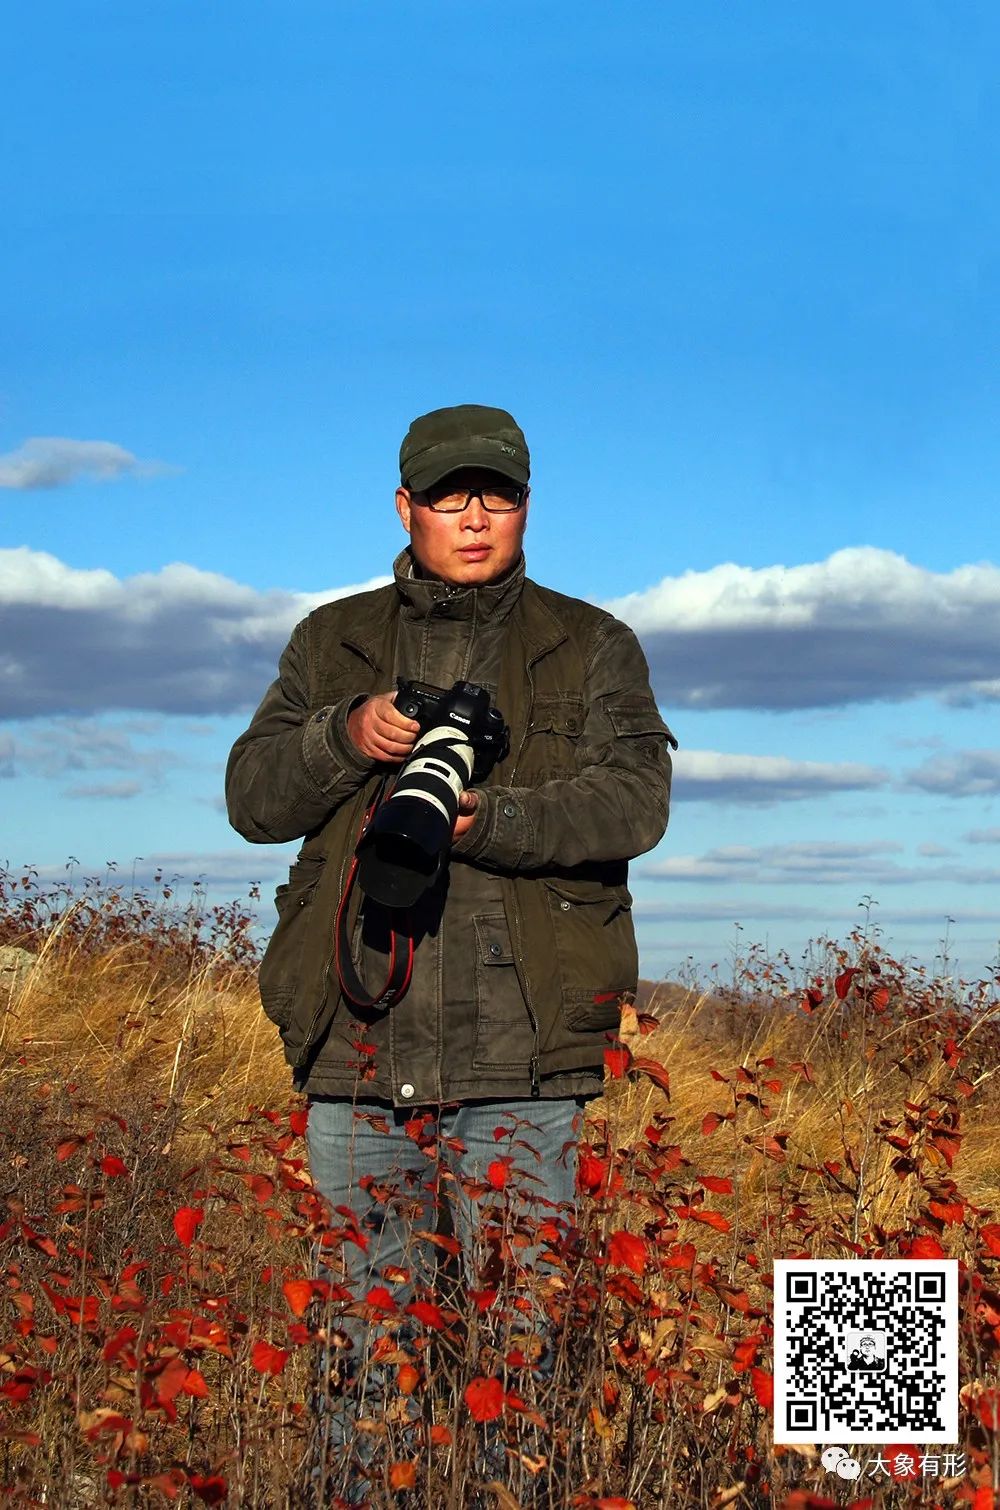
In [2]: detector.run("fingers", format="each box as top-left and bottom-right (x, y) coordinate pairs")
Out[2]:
(346, 692), (421, 763)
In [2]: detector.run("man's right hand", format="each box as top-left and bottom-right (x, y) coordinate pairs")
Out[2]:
(345, 691), (422, 765)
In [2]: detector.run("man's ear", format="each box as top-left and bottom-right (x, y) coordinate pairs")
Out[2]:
(395, 486), (412, 533)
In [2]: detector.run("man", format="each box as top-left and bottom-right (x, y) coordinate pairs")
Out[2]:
(225, 404), (675, 1502)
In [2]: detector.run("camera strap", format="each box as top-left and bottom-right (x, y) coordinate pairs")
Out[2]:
(333, 775), (414, 1010)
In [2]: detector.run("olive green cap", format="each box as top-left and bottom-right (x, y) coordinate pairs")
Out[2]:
(399, 404), (530, 491)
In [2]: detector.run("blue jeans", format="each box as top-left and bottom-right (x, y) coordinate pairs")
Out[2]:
(303, 1095), (587, 1504)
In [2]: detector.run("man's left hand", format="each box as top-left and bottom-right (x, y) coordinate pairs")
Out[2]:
(451, 789), (480, 842)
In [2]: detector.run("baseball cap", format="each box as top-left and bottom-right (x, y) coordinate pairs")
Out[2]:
(399, 404), (530, 491)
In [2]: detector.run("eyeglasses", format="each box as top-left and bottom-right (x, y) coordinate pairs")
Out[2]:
(411, 483), (526, 514)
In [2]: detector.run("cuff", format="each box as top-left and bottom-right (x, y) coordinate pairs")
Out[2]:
(451, 787), (533, 869)
(300, 696), (372, 792)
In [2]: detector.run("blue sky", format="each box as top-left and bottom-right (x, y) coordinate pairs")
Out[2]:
(3, 1), (999, 984)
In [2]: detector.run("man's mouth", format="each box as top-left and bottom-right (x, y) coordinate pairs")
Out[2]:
(458, 546), (491, 556)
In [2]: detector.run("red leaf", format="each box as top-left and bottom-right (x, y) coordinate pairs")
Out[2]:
(697, 1175), (733, 1195)
(980, 1224), (1000, 1257)
(871, 985), (890, 1011)
(693, 1209), (731, 1232)
(630, 1056), (670, 1095)
(101, 1155), (129, 1179)
(406, 1300), (446, 1330)
(282, 1278), (313, 1316)
(604, 1046), (632, 1078)
(245, 1173), (275, 1205)
(464, 1375), (504, 1422)
(388, 1462), (417, 1491)
(486, 1160), (509, 1191)
(365, 1285), (397, 1313)
(608, 1230), (648, 1275)
(750, 1366), (773, 1408)
(834, 968), (857, 1000)
(578, 1153), (606, 1191)
(190, 1476), (228, 1506)
(172, 1207), (203, 1247)
(289, 1107), (308, 1137)
(929, 1131), (962, 1169)
(927, 1198), (964, 1225)
(250, 1340), (289, 1376)
(702, 1112), (726, 1136)
(155, 1356), (191, 1404)
(732, 1334), (762, 1372)
(906, 1236), (946, 1259)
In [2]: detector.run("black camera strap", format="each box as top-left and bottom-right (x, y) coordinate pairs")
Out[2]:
(334, 775), (415, 1010)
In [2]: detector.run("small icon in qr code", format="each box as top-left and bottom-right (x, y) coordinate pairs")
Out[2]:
(847, 1330), (886, 1372)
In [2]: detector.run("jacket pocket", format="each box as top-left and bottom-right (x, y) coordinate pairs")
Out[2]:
(520, 694), (585, 781)
(543, 876), (637, 1032)
(472, 912), (535, 1070)
(258, 854), (327, 1032)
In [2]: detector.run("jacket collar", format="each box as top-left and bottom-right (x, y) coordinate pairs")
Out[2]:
(340, 552), (567, 671)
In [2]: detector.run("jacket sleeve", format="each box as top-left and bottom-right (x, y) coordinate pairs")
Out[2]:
(225, 621), (374, 844)
(452, 616), (676, 871)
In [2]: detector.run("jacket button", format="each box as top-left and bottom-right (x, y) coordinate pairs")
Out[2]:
(400, 1083), (415, 1099)
(502, 802), (516, 818)
(313, 710), (327, 721)
(489, 943), (502, 957)
(560, 900), (571, 911)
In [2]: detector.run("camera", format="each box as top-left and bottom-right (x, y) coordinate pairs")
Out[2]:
(354, 678), (510, 908)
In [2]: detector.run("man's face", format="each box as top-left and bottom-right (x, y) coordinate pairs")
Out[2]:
(395, 466), (530, 587)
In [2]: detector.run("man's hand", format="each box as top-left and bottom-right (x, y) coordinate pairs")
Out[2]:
(452, 789), (480, 842)
(346, 691), (421, 764)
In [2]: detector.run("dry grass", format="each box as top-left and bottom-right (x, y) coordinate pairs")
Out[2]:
(1, 865), (999, 1508)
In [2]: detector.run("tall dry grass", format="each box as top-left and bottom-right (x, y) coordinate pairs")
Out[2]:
(1, 864), (999, 1508)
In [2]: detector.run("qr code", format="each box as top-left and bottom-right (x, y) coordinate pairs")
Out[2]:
(774, 1260), (958, 1443)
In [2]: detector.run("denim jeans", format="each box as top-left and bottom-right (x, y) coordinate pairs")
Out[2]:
(303, 1095), (587, 1504)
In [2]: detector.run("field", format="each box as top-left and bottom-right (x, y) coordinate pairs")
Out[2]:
(1, 864), (999, 1509)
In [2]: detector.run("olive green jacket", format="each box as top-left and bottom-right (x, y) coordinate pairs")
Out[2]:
(225, 557), (675, 1102)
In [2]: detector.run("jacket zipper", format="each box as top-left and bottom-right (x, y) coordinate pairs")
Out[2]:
(510, 655), (541, 1097)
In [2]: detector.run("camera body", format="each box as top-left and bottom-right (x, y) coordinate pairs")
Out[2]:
(394, 678), (509, 780)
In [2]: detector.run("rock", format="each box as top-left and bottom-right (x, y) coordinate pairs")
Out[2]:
(0, 945), (39, 991)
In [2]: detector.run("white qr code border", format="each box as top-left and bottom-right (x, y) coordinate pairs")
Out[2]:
(774, 1260), (959, 1444)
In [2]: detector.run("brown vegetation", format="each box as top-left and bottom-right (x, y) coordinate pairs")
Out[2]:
(1, 864), (999, 1508)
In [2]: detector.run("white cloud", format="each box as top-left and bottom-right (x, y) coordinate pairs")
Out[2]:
(0, 437), (171, 490)
(0, 717), (177, 784)
(672, 749), (888, 803)
(965, 828), (1000, 844)
(602, 546), (1000, 710)
(0, 547), (391, 717)
(63, 779), (143, 800)
(904, 750), (1000, 797)
(638, 839), (1000, 888)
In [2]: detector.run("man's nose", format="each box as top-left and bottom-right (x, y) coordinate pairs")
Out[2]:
(462, 498), (490, 527)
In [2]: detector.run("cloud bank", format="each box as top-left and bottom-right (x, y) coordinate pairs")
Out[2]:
(639, 840), (1000, 888)
(0, 437), (170, 490)
(2, 544), (998, 718)
(672, 749), (888, 803)
(603, 546), (1000, 710)
(0, 548), (391, 717)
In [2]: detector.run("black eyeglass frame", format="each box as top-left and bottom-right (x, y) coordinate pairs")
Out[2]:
(407, 482), (528, 514)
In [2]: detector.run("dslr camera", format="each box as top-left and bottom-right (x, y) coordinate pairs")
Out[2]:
(354, 678), (510, 908)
